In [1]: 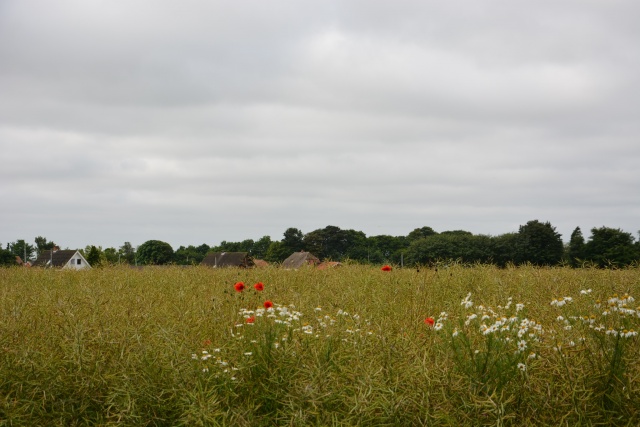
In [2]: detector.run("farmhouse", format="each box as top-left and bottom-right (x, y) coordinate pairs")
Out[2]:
(282, 251), (320, 269)
(32, 248), (92, 270)
(200, 252), (254, 268)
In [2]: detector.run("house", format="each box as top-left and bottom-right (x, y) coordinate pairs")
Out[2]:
(32, 248), (91, 270)
(317, 261), (342, 270)
(281, 251), (320, 269)
(200, 252), (254, 268)
(253, 259), (269, 268)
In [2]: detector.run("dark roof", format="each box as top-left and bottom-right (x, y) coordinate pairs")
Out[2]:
(200, 252), (254, 268)
(282, 251), (320, 269)
(32, 250), (78, 267)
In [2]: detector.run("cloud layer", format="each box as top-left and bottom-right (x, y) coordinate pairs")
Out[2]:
(2, 0), (639, 249)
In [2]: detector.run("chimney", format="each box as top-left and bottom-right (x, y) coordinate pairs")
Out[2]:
(53, 246), (60, 252)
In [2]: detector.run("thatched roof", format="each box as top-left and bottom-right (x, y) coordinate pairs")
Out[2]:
(253, 259), (269, 268)
(200, 252), (254, 268)
(281, 251), (320, 269)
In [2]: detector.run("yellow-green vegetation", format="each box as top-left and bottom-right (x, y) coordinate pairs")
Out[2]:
(1, 265), (639, 426)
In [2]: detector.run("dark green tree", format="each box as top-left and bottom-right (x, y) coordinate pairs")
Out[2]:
(584, 227), (638, 268)
(407, 226), (438, 242)
(34, 236), (56, 256)
(489, 233), (520, 267)
(515, 220), (564, 266)
(0, 243), (17, 266)
(136, 240), (174, 265)
(7, 240), (36, 262)
(103, 247), (119, 264)
(568, 227), (586, 267)
(265, 241), (290, 263)
(119, 242), (136, 264)
(366, 235), (408, 264)
(303, 226), (366, 261)
(405, 233), (492, 266)
(282, 228), (305, 252)
(214, 239), (254, 253)
(265, 228), (306, 262)
(252, 236), (272, 259)
(174, 244), (209, 265)
(86, 245), (101, 266)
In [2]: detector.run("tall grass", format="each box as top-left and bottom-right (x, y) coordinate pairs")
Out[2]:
(0, 264), (638, 426)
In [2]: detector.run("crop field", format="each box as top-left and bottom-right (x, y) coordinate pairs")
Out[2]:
(1, 265), (639, 426)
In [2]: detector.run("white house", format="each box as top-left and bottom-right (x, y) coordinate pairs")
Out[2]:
(32, 248), (92, 270)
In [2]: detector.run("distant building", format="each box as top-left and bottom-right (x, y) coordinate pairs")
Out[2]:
(282, 251), (320, 269)
(317, 261), (342, 270)
(32, 247), (91, 270)
(253, 259), (269, 268)
(200, 252), (254, 268)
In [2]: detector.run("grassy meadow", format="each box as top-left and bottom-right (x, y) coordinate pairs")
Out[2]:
(1, 264), (639, 426)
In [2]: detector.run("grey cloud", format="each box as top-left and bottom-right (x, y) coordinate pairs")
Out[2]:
(1, 0), (639, 249)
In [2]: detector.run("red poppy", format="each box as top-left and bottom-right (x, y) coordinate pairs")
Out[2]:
(234, 282), (245, 292)
(202, 339), (212, 347)
(246, 316), (255, 324)
(424, 317), (435, 326)
(264, 300), (273, 309)
(381, 265), (392, 272)
(254, 282), (264, 291)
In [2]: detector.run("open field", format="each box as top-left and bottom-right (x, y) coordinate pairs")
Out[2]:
(1, 265), (639, 426)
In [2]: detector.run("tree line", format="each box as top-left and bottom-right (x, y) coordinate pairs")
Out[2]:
(2, 220), (639, 268)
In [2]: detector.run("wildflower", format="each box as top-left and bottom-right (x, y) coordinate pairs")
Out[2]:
(246, 316), (255, 324)
(580, 289), (592, 295)
(434, 322), (444, 331)
(244, 352), (252, 356)
(202, 339), (211, 346)
(424, 317), (435, 326)
(234, 282), (245, 292)
(452, 328), (459, 337)
(516, 303), (525, 312)
(381, 265), (392, 271)
(461, 293), (473, 309)
(264, 300), (273, 309)
(254, 282), (264, 291)
(517, 363), (526, 372)
(517, 340), (527, 352)
(465, 313), (477, 325)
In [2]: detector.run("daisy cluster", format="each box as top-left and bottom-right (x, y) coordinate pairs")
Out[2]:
(192, 346), (239, 379)
(458, 294), (542, 346)
(434, 293), (543, 373)
(193, 298), (373, 379)
(550, 291), (639, 342)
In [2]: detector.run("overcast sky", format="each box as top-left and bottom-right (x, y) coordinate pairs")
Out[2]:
(1, 0), (639, 250)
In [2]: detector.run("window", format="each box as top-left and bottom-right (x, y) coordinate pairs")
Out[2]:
(77, 259), (82, 265)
